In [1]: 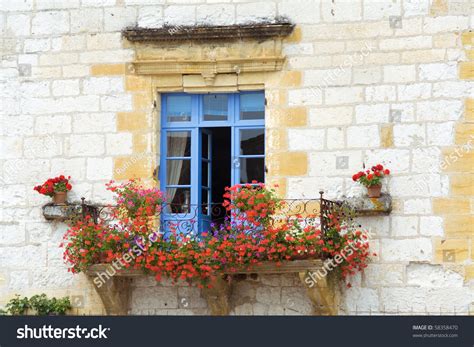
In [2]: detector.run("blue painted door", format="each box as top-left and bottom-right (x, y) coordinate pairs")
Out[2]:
(160, 92), (265, 236)
(233, 126), (265, 185)
(161, 128), (197, 237)
(199, 129), (212, 233)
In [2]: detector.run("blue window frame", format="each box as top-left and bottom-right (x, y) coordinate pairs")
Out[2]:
(160, 91), (265, 234)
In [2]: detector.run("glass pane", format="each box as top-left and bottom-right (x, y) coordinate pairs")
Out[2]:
(201, 188), (209, 215)
(240, 93), (264, 120)
(203, 94), (228, 121)
(167, 131), (191, 157)
(201, 132), (209, 159)
(166, 187), (191, 213)
(240, 129), (265, 155)
(166, 159), (190, 185)
(166, 95), (191, 122)
(201, 160), (209, 187)
(240, 157), (264, 184)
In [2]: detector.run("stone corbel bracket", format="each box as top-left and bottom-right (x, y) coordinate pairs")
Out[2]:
(344, 193), (392, 216)
(88, 260), (339, 316)
(221, 260), (339, 316)
(42, 203), (82, 222)
(86, 266), (140, 315)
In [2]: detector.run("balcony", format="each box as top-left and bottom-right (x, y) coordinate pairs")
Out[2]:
(57, 192), (342, 315)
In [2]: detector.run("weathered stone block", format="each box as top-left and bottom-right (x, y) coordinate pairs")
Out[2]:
(434, 239), (469, 263)
(364, 264), (404, 287)
(347, 125), (380, 148)
(91, 64), (126, 76)
(407, 264), (463, 287)
(267, 152), (307, 176)
(288, 129), (325, 151)
(72, 113), (116, 134)
(381, 238), (432, 262)
(106, 133), (133, 155)
(433, 198), (470, 215)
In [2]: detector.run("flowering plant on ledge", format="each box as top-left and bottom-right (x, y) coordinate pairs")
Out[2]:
(34, 175), (72, 196)
(34, 175), (72, 204)
(352, 164), (390, 198)
(62, 181), (373, 288)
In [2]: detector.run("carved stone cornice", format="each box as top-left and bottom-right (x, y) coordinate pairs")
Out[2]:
(123, 22), (294, 43)
(124, 22), (292, 89)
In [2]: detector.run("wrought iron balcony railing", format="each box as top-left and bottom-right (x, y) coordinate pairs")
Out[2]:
(79, 191), (343, 235)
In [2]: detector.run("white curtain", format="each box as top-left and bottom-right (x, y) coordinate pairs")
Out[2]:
(166, 132), (188, 209)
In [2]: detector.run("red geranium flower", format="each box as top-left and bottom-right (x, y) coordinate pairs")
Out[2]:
(34, 175), (72, 197)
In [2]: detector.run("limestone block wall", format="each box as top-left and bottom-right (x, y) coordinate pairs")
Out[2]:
(0, 0), (473, 315)
(130, 274), (313, 315)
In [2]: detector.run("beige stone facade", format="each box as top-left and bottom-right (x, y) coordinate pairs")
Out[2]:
(1, 0), (473, 315)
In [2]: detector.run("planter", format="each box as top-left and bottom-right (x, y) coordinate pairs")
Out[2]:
(291, 253), (317, 260)
(366, 185), (382, 198)
(98, 252), (109, 263)
(53, 191), (67, 205)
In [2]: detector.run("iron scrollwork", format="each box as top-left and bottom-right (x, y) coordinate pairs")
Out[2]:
(78, 192), (345, 237)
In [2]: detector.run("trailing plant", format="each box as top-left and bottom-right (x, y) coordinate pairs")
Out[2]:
(34, 175), (72, 196)
(352, 164), (390, 187)
(106, 180), (165, 219)
(223, 182), (282, 228)
(63, 181), (374, 288)
(61, 217), (135, 274)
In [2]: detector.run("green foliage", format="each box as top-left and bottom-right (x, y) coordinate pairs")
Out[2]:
(50, 297), (72, 315)
(5, 295), (30, 315)
(4, 294), (71, 316)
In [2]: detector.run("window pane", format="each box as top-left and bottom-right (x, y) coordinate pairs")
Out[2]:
(167, 95), (191, 122)
(201, 188), (210, 215)
(167, 131), (191, 157)
(203, 94), (228, 121)
(240, 157), (264, 184)
(201, 132), (209, 159)
(166, 188), (191, 213)
(166, 159), (190, 185)
(201, 160), (209, 187)
(240, 129), (264, 155)
(240, 93), (264, 120)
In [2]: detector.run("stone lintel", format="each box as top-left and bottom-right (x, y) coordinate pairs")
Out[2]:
(129, 57), (285, 76)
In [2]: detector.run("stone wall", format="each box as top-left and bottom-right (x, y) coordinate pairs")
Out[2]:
(130, 274), (313, 315)
(1, 0), (473, 315)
